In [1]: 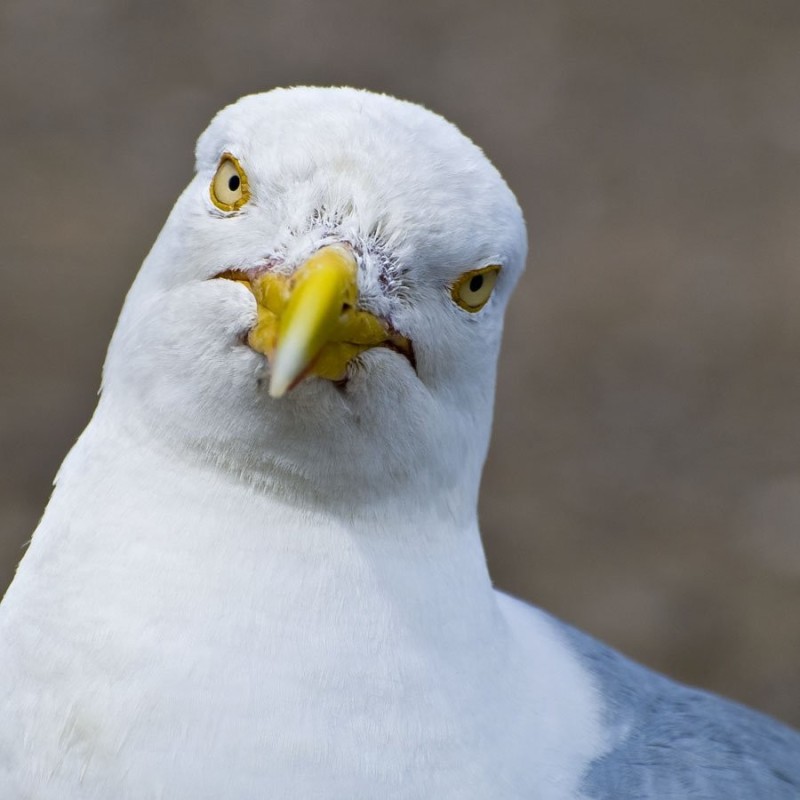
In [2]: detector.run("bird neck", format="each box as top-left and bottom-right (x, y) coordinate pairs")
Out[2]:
(33, 402), (500, 645)
(5, 403), (611, 798)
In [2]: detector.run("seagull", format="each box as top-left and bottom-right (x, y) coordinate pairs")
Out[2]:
(1, 86), (798, 800)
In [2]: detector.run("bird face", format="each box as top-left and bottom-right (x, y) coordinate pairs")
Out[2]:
(102, 88), (527, 505)
(216, 242), (416, 398)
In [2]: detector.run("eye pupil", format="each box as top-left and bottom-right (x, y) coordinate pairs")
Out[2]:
(469, 274), (484, 293)
(210, 154), (249, 211)
(452, 266), (500, 312)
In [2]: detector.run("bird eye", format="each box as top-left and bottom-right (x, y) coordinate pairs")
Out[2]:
(451, 266), (501, 312)
(210, 153), (249, 211)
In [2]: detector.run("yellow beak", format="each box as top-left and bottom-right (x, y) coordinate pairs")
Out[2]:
(223, 244), (411, 398)
(268, 245), (359, 397)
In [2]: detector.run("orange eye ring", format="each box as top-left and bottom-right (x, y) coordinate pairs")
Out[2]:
(210, 153), (250, 211)
(451, 265), (501, 312)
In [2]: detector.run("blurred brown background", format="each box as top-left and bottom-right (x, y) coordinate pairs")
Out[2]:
(1, 1), (799, 725)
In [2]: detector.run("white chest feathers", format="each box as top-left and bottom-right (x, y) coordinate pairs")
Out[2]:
(0, 430), (605, 800)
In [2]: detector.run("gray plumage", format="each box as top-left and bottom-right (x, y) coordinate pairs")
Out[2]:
(559, 620), (800, 798)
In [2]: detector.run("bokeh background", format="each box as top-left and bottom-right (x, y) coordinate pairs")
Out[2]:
(1, 1), (799, 725)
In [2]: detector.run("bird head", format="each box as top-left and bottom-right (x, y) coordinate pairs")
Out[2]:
(102, 87), (527, 510)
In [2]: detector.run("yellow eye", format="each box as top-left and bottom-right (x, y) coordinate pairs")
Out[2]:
(451, 265), (501, 312)
(210, 153), (249, 211)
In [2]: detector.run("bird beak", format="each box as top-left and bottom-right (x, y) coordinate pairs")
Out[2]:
(268, 245), (359, 397)
(219, 244), (412, 397)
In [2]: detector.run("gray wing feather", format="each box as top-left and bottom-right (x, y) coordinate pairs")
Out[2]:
(558, 620), (800, 799)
